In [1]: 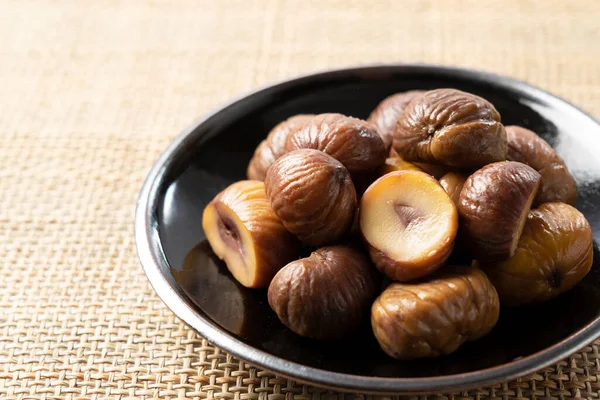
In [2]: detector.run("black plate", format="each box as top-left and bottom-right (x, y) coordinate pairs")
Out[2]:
(135, 65), (600, 394)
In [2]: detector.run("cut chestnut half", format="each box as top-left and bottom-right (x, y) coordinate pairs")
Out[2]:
(360, 170), (458, 281)
(202, 180), (298, 288)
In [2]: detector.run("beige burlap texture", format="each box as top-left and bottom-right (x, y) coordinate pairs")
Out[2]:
(1, 0), (600, 398)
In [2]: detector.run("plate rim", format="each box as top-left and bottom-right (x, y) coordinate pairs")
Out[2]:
(134, 63), (600, 394)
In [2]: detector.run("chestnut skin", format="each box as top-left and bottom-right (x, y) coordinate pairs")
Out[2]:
(439, 171), (468, 206)
(286, 113), (387, 175)
(459, 161), (541, 262)
(394, 89), (507, 168)
(371, 266), (499, 359)
(368, 90), (425, 152)
(413, 162), (449, 179)
(268, 246), (379, 339)
(506, 125), (577, 205)
(202, 180), (298, 288)
(265, 149), (357, 246)
(478, 202), (593, 305)
(247, 114), (314, 180)
(440, 171), (473, 263)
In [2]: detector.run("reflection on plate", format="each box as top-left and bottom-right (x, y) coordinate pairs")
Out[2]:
(137, 65), (600, 393)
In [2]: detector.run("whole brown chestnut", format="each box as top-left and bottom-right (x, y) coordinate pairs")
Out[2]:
(265, 149), (357, 246)
(268, 246), (379, 339)
(394, 89), (507, 168)
(477, 202), (593, 305)
(371, 266), (499, 359)
(505, 125), (577, 205)
(286, 113), (387, 175)
(247, 114), (314, 180)
(458, 161), (541, 262)
(368, 91), (424, 153)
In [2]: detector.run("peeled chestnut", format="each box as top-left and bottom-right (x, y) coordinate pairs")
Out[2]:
(478, 202), (593, 305)
(360, 170), (458, 281)
(286, 113), (387, 175)
(439, 172), (468, 206)
(459, 161), (541, 262)
(265, 149), (357, 246)
(202, 180), (298, 288)
(368, 90), (424, 152)
(394, 89), (507, 168)
(371, 266), (499, 359)
(247, 114), (314, 180)
(506, 125), (577, 205)
(268, 246), (379, 339)
(378, 156), (424, 177)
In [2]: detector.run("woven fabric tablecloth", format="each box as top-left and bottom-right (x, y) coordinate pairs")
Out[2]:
(2, 1), (600, 398)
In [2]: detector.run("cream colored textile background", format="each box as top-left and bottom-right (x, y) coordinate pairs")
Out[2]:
(1, 0), (600, 398)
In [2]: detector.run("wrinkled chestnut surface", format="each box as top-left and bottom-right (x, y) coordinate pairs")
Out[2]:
(371, 266), (500, 360)
(394, 89), (507, 168)
(440, 172), (468, 206)
(265, 149), (357, 246)
(368, 91), (424, 152)
(506, 125), (577, 205)
(478, 203), (593, 305)
(286, 113), (387, 175)
(268, 246), (379, 339)
(360, 170), (458, 281)
(202, 180), (298, 288)
(247, 114), (314, 180)
(459, 161), (541, 262)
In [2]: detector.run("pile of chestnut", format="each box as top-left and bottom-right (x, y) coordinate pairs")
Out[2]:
(202, 88), (594, 360)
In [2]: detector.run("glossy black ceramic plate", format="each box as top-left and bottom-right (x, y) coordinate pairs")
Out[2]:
(135, 65), (600, 394)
